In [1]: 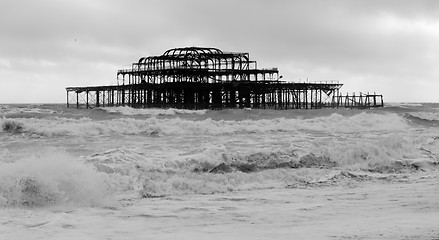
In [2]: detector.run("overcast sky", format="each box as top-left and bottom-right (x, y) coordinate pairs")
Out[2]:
(0, 0), (438, 103)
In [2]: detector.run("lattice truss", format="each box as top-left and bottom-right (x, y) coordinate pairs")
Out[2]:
(117, 47), (280, 84)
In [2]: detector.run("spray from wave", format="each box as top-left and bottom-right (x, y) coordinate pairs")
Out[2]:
(0, 152), (119, 208)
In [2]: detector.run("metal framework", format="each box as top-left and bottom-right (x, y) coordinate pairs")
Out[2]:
(66, 46), (384, 109)
(117, 46), (279, 84)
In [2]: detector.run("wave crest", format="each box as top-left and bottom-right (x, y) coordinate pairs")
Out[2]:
(102, 106), (208, 116)
(0, 153), (113, 208)
(0, 112), (409, 137)
(405, 112), (439, 127)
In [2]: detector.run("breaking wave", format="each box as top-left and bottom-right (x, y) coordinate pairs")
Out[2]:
(2, 132), (438, 208)
(0, 112), (409, 137)
(405, 112), (439, 126)
(85, 135), (438, 198)
(386, 102), (424, 108)
(0, 105), (58, 115)
(0, 153), (118, 208)
(85, 147), (341, 197)
(2, 106), (439, 207)
(102, 106), (208, 116)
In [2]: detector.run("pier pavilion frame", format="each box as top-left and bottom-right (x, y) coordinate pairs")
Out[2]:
(117, 46), (281, 85)
(66, 47), (384, 109)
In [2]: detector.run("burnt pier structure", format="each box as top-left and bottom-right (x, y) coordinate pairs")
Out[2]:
(66, 47), (384, 109)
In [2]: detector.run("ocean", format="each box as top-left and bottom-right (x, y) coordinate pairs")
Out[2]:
(1, 103), (439, 239)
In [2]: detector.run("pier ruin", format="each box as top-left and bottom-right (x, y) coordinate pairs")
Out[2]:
(66, 46), (384, 110)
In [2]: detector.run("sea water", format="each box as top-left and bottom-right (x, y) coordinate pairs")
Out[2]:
(1, 103), (438, 239)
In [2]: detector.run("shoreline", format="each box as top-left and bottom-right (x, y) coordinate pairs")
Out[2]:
(1, 171), (438, 239)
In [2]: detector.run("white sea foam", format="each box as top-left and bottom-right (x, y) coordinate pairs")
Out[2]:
(0, 112), (409, 137)
(0, 149), (12, 163)
(102, 106), (208, 116)
(2, 104), (439, 240)
(0, 105), (57, 115)
(80, 134), (432, 198)
(139, 168), (330, 196)
(0, 152), (115, 208)
(2, 107), (436, 203)
(386, 102), (424, 108)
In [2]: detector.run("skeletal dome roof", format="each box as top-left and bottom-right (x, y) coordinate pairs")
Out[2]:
(162, 47), (223, 56)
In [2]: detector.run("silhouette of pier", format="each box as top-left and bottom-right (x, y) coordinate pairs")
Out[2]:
(66, 47), (383, 109)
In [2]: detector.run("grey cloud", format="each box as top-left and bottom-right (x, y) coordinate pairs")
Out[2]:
(0, 0), (438, 102)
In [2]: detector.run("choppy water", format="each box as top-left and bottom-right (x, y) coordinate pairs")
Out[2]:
(1, 103), (439, 209)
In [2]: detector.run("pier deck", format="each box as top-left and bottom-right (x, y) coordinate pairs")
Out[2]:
(66, 81), (383, 110)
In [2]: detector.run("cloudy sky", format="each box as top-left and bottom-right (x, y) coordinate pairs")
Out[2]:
(0, 0), (438, 103)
